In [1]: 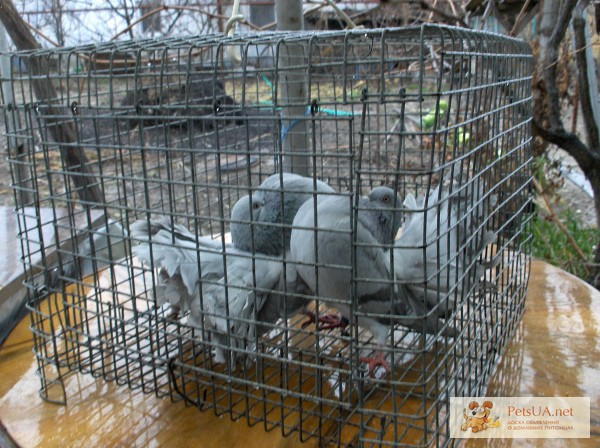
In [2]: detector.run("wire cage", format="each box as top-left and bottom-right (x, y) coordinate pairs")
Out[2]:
(3, 25), (533, 447)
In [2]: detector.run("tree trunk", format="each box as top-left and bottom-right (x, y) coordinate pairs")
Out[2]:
(0, 0), (103, 205)
(533, 0), (600, 288)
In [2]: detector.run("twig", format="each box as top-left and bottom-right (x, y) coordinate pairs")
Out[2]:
(542, 40), (599, 72)
(448, 0), (459, 17)
(479, 0), (494, 30)
(348, 5), (382, 24)
(326, 0), (360, 29)
(509, 0), (534, 36)
(418, 0), (469, 27)
(428, 0), (439, 22)
(110, 4), (260, 41)
(22, 19), (60, 47)
(532, 178), (590, 272)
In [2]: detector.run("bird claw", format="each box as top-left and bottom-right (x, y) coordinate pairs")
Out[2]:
(167, 307), (180, 320)
(301, 311), (349, 331)
(359, 351), (390, 379)
(317, 314), (349, 331)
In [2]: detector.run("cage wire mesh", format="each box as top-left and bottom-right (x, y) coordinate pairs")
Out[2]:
(3, 25), (533, 447)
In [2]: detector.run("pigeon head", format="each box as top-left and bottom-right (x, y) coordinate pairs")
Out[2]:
(231, 194), (264, 222)
(365, 186), (403, 245)
(231, 174), (335, 256)
(231, 194), (271, 252)
(230, 192), (284, 255)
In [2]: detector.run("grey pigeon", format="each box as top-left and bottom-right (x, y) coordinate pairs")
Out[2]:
(289, 186), (404, 374)
(394, 184), (499, 317)
(188, 254), (308, 367)
(231, 173), (335, 255)
(289, 184), (497, 377)
(131, 219), (306, 367)
(131, 220), (226, 317)
(48, 216), (130, 288)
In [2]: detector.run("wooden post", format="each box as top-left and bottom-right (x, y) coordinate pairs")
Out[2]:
(276, 0), (310, 176)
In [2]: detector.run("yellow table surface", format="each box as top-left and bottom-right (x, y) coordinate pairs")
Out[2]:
(1, 260), (599, 447)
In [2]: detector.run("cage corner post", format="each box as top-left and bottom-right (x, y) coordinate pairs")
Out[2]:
(276, 0), (310, 176)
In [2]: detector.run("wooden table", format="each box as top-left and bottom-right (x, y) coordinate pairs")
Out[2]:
(1, 260), (598, 447)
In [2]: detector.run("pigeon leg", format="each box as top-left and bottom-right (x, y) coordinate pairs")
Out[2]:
(359, 350), (389, 378)
(301, 309), (349, 330)
(168, 304), (181, 320)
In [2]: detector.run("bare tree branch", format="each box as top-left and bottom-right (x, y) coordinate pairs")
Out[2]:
(0, 0), (103, 204)
(22, 16), (61, 46)
(533, 0), (600, 286)
(572, 0), (599, 148)
(49, 0), (65, 46)
(106, 0), (135, 40)
(509, 0), (535, 36)
(534, 0), (600, 173)
(532, 122), (600, 172)
(418, 0), (469, 27)
(110, 4), (260, 41)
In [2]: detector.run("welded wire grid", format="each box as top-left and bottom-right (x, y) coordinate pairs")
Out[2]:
(3, 25), (533, 446)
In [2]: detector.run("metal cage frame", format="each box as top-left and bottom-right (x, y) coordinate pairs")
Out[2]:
(3, 24), (533, 447)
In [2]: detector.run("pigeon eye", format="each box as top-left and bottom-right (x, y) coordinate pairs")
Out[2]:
(252, 202), (260, 210)
(382, 195), (390, 204)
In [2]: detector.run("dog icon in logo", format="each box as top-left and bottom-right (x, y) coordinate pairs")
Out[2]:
(461, 400), (498, 432)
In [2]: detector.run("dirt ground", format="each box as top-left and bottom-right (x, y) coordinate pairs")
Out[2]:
(545, 146), (597, 227)
(1, 121), (595, 227)
(0, 74), (594, 229)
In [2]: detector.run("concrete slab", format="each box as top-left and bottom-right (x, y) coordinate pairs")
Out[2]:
(0, 206), (105, 343)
